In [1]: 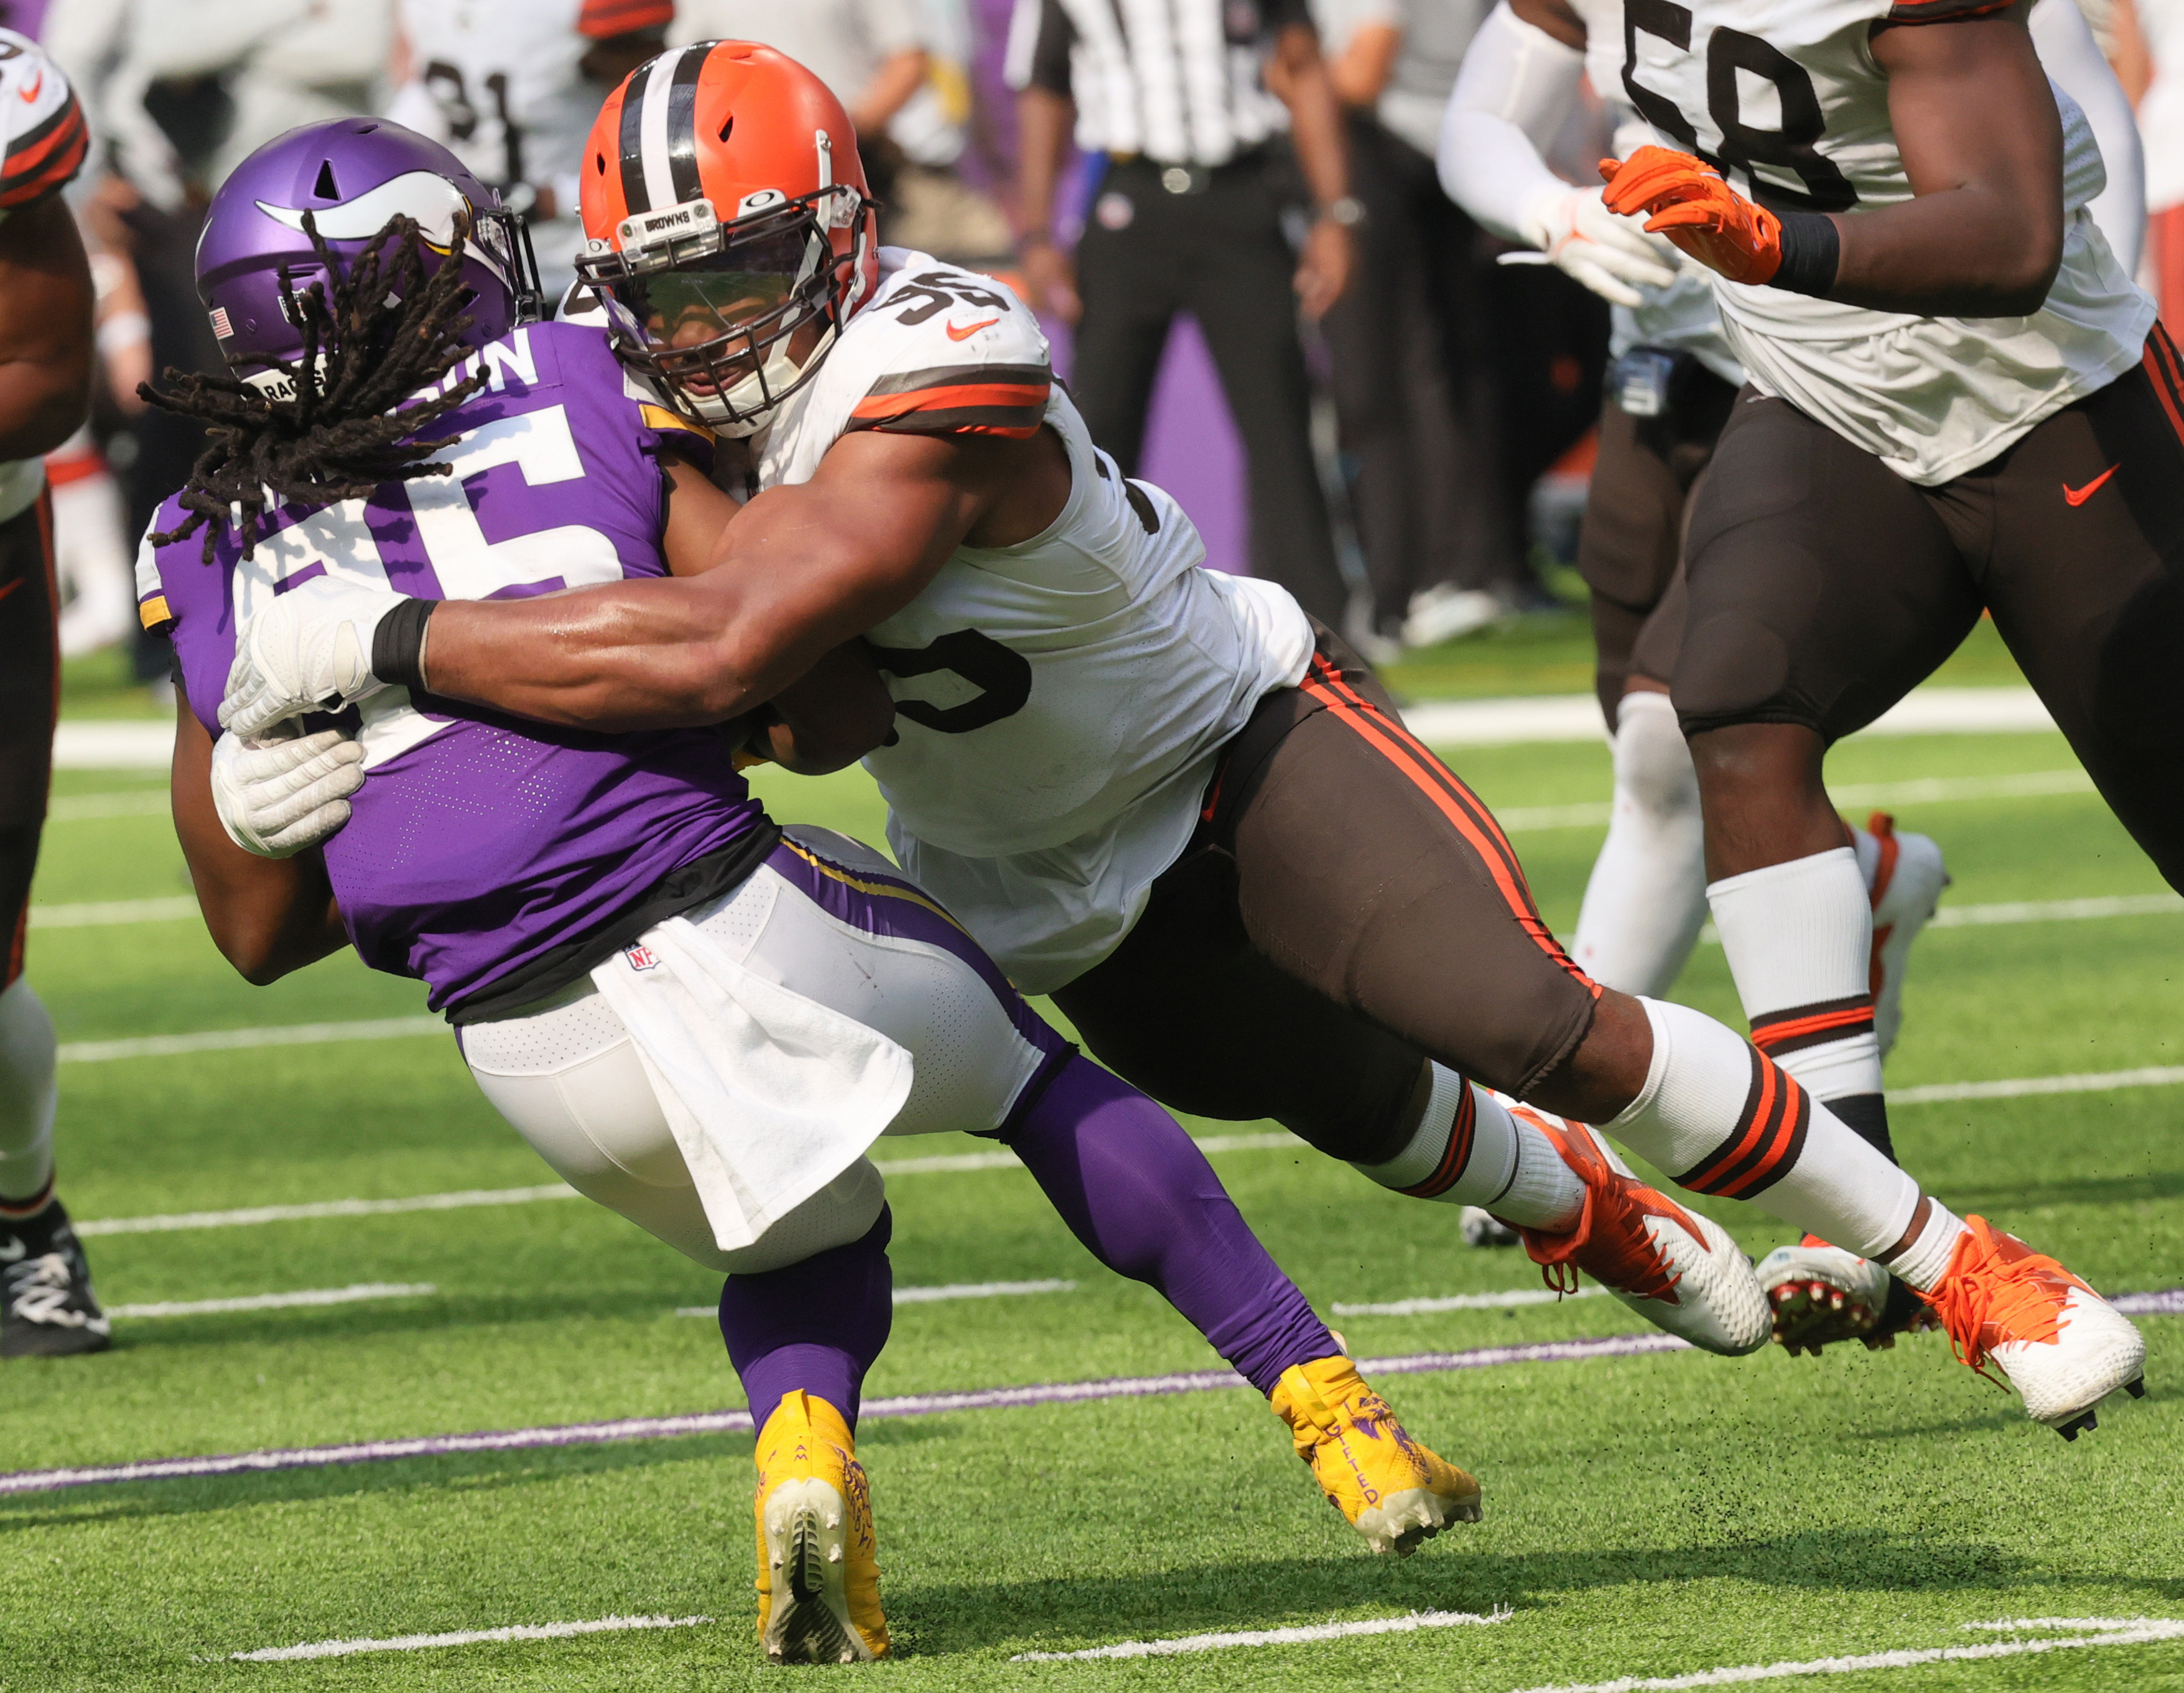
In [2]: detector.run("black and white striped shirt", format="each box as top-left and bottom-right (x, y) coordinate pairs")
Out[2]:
(1004, 0), (1312, 166)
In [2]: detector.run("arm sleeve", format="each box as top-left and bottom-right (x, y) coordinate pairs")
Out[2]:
(1438, 2), (1586, 244)
(857, 0), (932, 58)
(2030, 0), (2147, 273)
(1005, 0), (1077, 95)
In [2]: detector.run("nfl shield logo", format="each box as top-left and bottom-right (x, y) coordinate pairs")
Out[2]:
(624, 944), (661, 972)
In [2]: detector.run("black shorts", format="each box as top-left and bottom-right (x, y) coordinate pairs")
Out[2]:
(1576, 351), (1737, 723)
(0, 492), (56, 986)
(1673, 329), (2184, 886)
(1053, 628), (1602, 1163)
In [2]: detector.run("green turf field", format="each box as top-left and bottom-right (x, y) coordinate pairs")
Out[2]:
(5, 660), (2180, 1690)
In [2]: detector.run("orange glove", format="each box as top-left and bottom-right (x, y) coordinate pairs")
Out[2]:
(1598, 146), (1783, 287)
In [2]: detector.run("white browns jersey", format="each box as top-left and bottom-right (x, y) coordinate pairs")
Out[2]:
(755, 249), (1314, 993)
(1617, 0), (2154, 483)
(386, 0), (632, 291)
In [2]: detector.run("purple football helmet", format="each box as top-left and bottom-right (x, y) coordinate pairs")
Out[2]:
(195, 119), (542, 389)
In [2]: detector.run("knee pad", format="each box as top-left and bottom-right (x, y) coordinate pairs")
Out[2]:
(1613, 691), (1699, 819)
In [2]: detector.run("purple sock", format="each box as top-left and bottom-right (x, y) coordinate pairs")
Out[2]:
(1001, 1057), (1336, 1394)
(718, 1206), (894, 1431)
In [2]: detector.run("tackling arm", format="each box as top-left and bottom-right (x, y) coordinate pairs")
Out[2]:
(171, 707), (348, 987)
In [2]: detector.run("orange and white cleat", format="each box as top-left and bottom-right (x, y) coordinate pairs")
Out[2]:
(1270, 1354), (1482, 1556)
(753, 1391), (889, 1663)
(1922, 1217), (2147, 1439)
(1863, 812), (1948, 1059)
(1757, 1235), (1936, 1355)
(1515, 1115), (1771, 1356)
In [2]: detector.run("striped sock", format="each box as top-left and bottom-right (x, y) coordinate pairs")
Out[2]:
(1708, 847), (1892, 1159)
(1352, 1064), (1583, 1230)
(1609, 998), (1922, 1259)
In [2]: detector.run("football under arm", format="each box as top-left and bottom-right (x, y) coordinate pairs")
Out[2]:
(0, 194), (93, 462)
(170, 705), (349, 987)
(413, 431), (1006, 733)
(1831, 11), (2066, 316)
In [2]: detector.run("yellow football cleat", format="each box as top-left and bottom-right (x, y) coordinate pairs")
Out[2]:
(752, 1391), (888, 1663)
(1270, 1354), (1482, 1555)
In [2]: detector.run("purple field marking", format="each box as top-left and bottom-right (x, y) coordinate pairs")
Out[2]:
(6, 1295), (2171, 1500)
(0, 1330), (1691, 1498)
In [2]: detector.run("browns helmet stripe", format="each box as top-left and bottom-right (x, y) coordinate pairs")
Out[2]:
(664, 42), (709, 206)
(635, 44), (702, 213)
(616, 55), (658, 213)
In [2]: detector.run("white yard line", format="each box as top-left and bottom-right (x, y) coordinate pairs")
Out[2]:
(31, 896), (198, 929)
(51, 722), (172, 770)
(1500, 1616), (2184, 1693)
(1498, 768), (2093, 833)
(57, 1016), (445, 1064)
(1893, 1065), (2184, 1104)
(674, 1278), (1077, 1318)
(1013, 1607), (1512, 1661)
(1333, 1286), (1606, 1317)
(1401, 687), (2054, 749)
(106, 1283), (435, 1320)
(226, 1613), (710, 1663)
(75, 1185), (579, 1238)
(871, 1131), (1288, 1179)
(1698, 890), (2183, 947)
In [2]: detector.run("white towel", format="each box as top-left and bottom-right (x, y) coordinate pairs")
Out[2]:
(589, 913), (914, 1252)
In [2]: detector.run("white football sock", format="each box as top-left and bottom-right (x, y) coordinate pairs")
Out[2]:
(1882, 1199), (1969, 1293)
(1354, 1064), (1584, 1230)
(0, 979), (57, 1209)
(1607, 998), (1922, 1259)
(1707, 846), (1892, 1156)
(1571, 691), (1708, 997)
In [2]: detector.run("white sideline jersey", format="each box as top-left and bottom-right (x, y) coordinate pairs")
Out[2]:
(1619, 0), (2154, 483)
(385, 0), (611, 291)
(755, 249), (1314, 992)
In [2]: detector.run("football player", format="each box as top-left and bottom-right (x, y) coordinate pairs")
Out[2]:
(1437, 0), (2144, 1344)
(144, 119), (1479, 1664)
(385, 0), (674, 299)
(223, 44), (2147, 1439)
(1571, 0), (2183, 1358)
(0, 32), (107, 1360)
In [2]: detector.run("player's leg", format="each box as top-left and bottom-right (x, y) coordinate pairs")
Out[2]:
(1568, 366), (1731, 995)
(0, 493), (106, 1360)
(1973, 332), (2184, 892)
(1678, 396), (1981, 1165)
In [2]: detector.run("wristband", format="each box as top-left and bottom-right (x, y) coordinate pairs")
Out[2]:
(1769, 211), (1841, 298)
(371, 596), (437, 693)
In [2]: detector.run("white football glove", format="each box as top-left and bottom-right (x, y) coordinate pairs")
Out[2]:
(210, 726), (366, 858)
(1519, 185), (1681, 308)
(220, 577), (405, 740)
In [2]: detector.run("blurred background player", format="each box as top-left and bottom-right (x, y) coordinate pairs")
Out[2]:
(1309, 0), (1528, 654)
(1439, 0), (2142, 1148)
(388, 0), (673, 301)
(1006, 0), (1360, 628)
(0, 31), (106, 1357)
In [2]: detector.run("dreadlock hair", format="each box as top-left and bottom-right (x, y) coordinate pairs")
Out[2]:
(142, 210), (493, 561)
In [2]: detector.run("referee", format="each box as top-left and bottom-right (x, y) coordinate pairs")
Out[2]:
(1007, 0), (1358, 626)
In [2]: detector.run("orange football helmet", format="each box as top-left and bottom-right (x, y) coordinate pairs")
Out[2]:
(576, 41), (879, 434)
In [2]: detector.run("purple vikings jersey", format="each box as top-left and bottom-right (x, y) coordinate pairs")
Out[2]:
(137, 321), (769, 1015)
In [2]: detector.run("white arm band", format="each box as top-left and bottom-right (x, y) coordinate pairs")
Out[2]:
(2030, 0), (2147, 275)
(1439, 2), (1587, 244)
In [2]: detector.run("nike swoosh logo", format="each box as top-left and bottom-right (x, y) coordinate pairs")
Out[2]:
(0, 1237), (24, 1263)
(945, 317), (999, 341)
(19, 70), (40, 103)
(2063, 465), (2119, 506)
